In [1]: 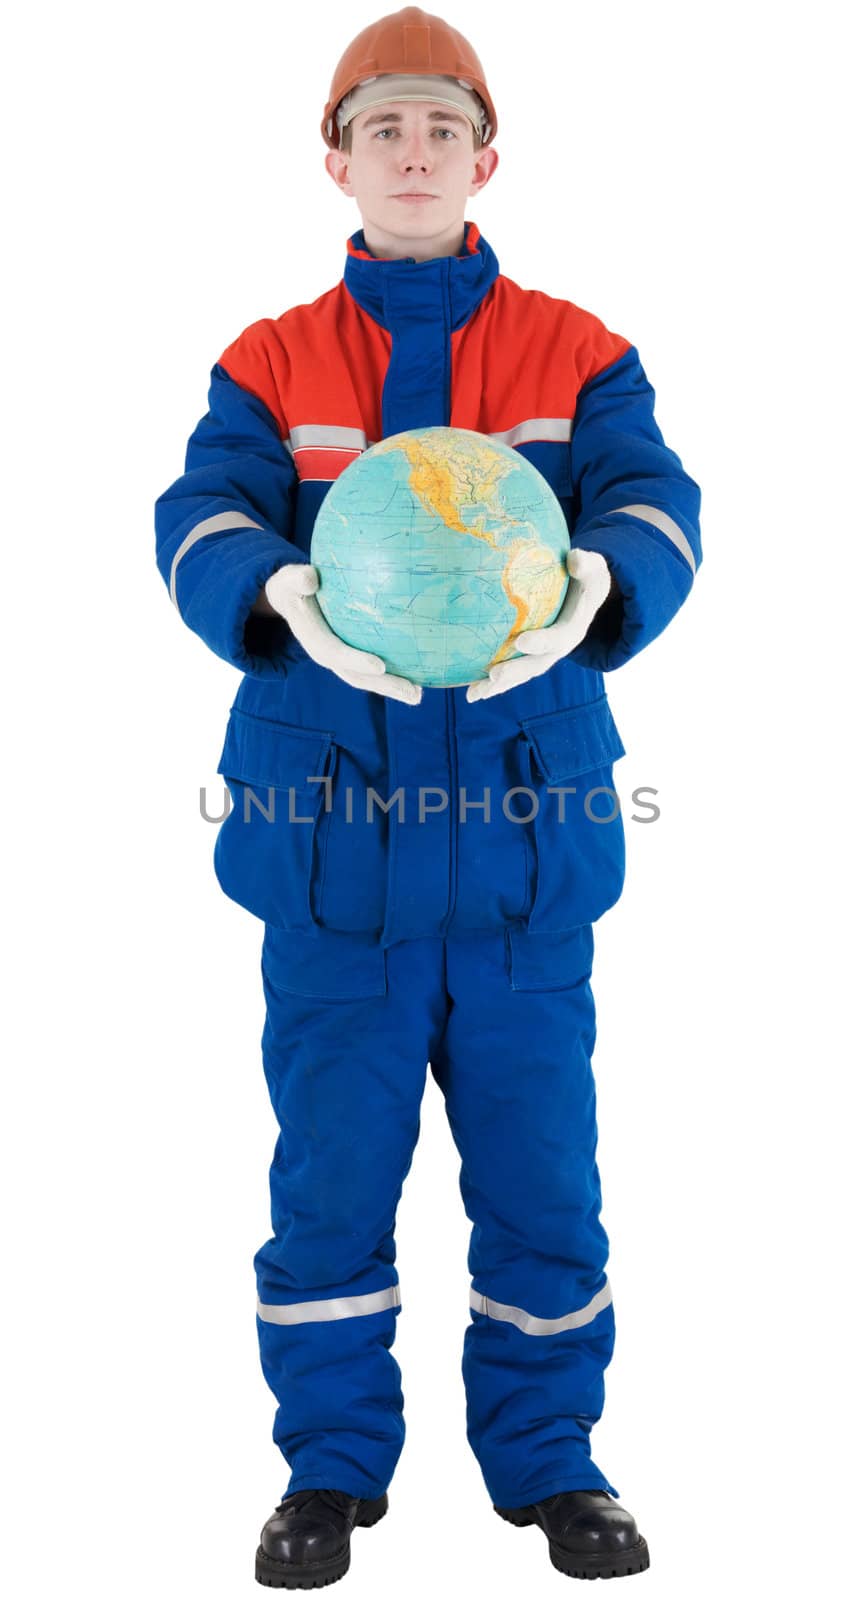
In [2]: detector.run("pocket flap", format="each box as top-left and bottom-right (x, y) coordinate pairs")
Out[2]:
(216, 707), (332, 790)
(521, 696), (626, 784)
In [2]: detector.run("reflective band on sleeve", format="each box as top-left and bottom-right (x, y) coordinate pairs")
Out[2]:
(490, 417), (573, 447)
(469, 1280), (612, 1336)
(169, 511), (265, 606)
(610, 503), (696, 575)
(257, 1284), (401, 1325)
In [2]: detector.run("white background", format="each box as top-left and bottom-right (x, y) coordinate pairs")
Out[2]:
(3, 1), (850, 1594)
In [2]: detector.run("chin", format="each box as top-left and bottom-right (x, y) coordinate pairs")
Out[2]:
(390, 206), (445, 223)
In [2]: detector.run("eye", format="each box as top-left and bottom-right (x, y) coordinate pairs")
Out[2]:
(373, 126), (457, 140)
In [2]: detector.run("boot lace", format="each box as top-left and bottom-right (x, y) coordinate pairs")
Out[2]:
(276, 1488), (355, 1517)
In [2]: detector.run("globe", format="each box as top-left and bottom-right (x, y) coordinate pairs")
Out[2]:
(309, 425), (570, 689)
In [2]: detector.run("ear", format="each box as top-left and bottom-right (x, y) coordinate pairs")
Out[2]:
(469, 144), (499, 196)
(325, 149), (354, 196)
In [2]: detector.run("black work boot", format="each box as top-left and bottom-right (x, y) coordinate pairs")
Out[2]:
(255, 1487), (389, 1588)
(494, 1488), (650, 1579)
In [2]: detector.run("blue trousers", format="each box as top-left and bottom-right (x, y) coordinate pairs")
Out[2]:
(254, 919), (619, 1509)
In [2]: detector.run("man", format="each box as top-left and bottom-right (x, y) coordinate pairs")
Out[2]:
(155, 6), (701, 1586)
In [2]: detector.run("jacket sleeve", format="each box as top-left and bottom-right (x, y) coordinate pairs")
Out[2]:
(154, 359), (305, 677)
(566, 343), (702, 672)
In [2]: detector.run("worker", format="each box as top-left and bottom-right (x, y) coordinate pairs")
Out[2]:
(155, 6), (701, 1586)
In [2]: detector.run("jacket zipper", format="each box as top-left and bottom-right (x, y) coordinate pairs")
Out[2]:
(441, 257), (458, 932)
(445, 688), (459, 930)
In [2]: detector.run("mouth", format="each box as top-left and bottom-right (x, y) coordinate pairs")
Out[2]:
(392, 193), (437, 201)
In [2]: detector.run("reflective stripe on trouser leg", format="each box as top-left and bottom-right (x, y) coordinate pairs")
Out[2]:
(255, 926), (447, 1502)
(469, 1279), (612, 1336)
(431, 927), (620, 1509)
(257, 1285), (402, 1325)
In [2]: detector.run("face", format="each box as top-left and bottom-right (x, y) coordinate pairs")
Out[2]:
(325, 98), (498, 256)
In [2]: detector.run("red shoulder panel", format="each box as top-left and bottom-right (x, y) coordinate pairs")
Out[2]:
(449, 275), (632, 434)
(216, 318), (293, 438)
(213, 270), (632, 478)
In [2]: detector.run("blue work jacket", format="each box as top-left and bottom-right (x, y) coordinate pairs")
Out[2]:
(155, 220), (702, 947)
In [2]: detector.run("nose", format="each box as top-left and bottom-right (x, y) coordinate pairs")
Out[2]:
(398, 128), (433, 172)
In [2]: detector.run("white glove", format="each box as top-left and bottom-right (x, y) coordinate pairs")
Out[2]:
(466, 548), (614, 703)
(265, 563), (423, 706)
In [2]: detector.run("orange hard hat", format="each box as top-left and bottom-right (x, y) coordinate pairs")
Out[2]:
(321, 6), (497, 151)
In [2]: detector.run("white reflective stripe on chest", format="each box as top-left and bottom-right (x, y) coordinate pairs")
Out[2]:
(285, 424), (373, 456)
(489, 417), (573, 446)
(285, 416), (574, 460)
(170, 417), (578, 601)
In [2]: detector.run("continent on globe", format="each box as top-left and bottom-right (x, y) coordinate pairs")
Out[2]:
(309, 425), (571, 689)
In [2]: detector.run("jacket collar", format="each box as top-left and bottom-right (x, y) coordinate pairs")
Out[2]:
(343, 219), (499, 333)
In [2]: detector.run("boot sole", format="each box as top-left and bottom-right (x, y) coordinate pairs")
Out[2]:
(255, 1494), (388, 1588)
(494, 1502), (650, 1579)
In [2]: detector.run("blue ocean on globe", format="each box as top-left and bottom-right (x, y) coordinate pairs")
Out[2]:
(310, 425), (571, 689)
